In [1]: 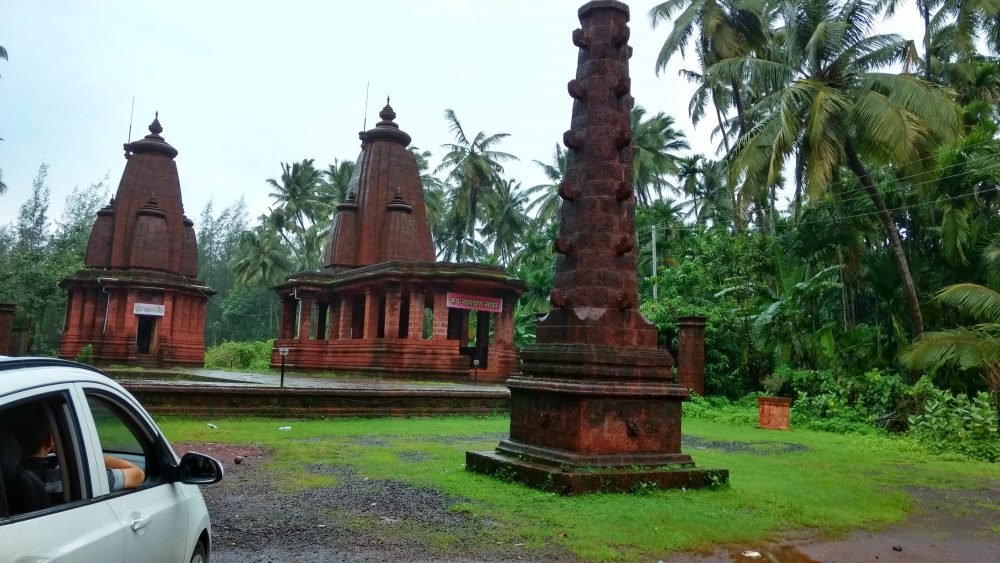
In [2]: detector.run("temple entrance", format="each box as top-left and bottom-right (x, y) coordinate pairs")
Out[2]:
(136, 315), (158, 354)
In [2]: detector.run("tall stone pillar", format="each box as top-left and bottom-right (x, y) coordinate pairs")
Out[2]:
(328, 298), (341, 340)
(467, 0), (726, 494)
(677, 316), (706, 395)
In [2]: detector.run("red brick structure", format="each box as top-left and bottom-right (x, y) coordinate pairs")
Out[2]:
(677, 316), (707, 395)
(0, 303), (15, 356)
(271, 103), (524, 382)
(59, 115), (213, 366)
(468, 1), (726, 493)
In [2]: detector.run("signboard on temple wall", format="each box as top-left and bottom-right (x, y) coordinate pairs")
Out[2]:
(446, 292), (502, 313)
(134, 303), (165, 316)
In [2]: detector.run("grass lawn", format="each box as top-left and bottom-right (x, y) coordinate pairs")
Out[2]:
(157, 415), (997, 561)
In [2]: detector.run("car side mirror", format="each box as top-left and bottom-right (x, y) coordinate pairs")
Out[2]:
(177, 452), (224, 485)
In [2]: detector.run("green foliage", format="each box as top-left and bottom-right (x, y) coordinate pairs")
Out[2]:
(789, 367), (916, 432)
(74, 343), (93, 365)
(203, 339), (274, 371)
(908, 387), (1000, 462)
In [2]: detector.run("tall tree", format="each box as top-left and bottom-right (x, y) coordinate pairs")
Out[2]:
(480, 179), (530, 266)
(320, 158), (355, 206)
(525, 144), (570, 225)
(631, 107), (690, 207)
(266, 159), (327, 269)
(435, 109), (517, 261)
(723, 0), (962, 342)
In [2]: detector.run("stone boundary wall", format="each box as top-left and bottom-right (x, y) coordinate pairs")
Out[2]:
(120, 383), (510, 417)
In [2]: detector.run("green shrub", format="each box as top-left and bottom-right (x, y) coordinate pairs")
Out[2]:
(684, 393), (759, 427)
(204, 339), (274, 371)
(908, 388), (999, 462)
(788, 367), (911, 432)
(74, 343), (94, 365)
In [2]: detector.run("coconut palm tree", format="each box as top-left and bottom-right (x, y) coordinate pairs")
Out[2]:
(480, 179), (530, 266)
(525, 144), (570, 225)
(435, 109), (517, 257)
(900, 283), (1000, 414)
(320, 158), (355, 206)
(232, 225), (293, 288)
(631, 107), (690, 207)
(266, 159), (326, 232)
(722, 0), (962, 342)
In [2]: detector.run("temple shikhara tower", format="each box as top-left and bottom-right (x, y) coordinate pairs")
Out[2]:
(271, 102), (524, 381)
(467, 1), (727, 493)
(60, 115), (212, 366)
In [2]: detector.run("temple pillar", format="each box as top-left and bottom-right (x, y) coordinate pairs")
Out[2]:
(431, 292), (448, 341)
(161, 293), (175, 341)
(385, 286), (401, 339)
(280, 297), (296, 339)
(677, 316), (707, 395)
(363, 289), (381, 340)
(339, 295), (355, 339)
(408, 289), (425, 339)
(328, 297), (341, 340)
(494, 297), (514, 346)
(297, 298), (313, 340)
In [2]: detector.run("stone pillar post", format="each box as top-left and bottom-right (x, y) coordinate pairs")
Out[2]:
(297, 298), (313, 340)
(431, 291), (448, 340)
(408, 289), (425, 339)
(364, 289), (381, 340)
(384, 286), (401, 339)
(339, 295), (355, 339)
(280, 297), (296, 339)
(0, 303), (16, 356)
(160, 293), (175, 341)
(677, 316), (707, 395)
(328, 297), (341, 340)
(494, 297), (514, 346)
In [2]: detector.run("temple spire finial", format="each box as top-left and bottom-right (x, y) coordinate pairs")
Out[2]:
(149, 112), (163, 136)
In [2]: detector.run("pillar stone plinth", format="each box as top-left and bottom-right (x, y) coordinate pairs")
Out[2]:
(677, 316), (707, 395)
(466, 0), (727, 493)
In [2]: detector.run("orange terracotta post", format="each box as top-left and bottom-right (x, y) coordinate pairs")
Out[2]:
(297, 298), (313, 341)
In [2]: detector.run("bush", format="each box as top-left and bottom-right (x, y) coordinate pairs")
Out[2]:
(908, 388), (999, 462)
(74, 343), (94, 365)
(788, 367), (911, 431)
(204, 339), (274, 371)
(684, 393), (759, 427)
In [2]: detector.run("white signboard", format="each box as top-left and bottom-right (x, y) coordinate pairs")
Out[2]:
(134, 303), (165, 316)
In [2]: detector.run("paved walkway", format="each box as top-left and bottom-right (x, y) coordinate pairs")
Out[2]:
(112, 366), (509, 395)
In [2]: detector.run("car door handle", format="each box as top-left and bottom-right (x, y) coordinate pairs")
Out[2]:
(130, 514), (152, 531)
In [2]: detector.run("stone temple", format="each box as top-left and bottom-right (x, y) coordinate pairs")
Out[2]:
(60, 115), (213, 366)
(271, 102), (525, 382)
(467, 0), (727, 493)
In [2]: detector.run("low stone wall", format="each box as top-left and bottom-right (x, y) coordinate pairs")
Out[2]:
(121, 383), (510, 417)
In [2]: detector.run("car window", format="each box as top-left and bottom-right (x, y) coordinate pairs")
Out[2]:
(84, 392), (159, 492)
(0, 392), (86, 519)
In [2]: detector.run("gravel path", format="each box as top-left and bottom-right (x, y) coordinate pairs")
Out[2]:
(174, 443), (575, 562)
(175, 441), (999, 563)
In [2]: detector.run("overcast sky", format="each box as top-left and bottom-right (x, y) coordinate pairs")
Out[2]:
(0, 1), (921, 228)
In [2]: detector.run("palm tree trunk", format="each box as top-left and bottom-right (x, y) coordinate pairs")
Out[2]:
(845, 140), (924, 342)
(922, 1), (932, 83)
(714, 101), (741, 234)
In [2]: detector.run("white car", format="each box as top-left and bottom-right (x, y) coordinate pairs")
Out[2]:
(0, 357), (223, 562)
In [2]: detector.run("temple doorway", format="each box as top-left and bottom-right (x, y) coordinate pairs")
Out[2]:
(136, 316), (158, 354)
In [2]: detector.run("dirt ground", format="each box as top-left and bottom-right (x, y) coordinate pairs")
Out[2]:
(174, 443), (1000, 563)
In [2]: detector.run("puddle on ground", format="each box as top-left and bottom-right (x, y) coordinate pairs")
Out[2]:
(730, 545), (819, 562)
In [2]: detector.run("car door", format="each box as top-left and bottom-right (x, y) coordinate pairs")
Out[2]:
(0, 387), (126, 562)
(73, 384), (189, 563)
